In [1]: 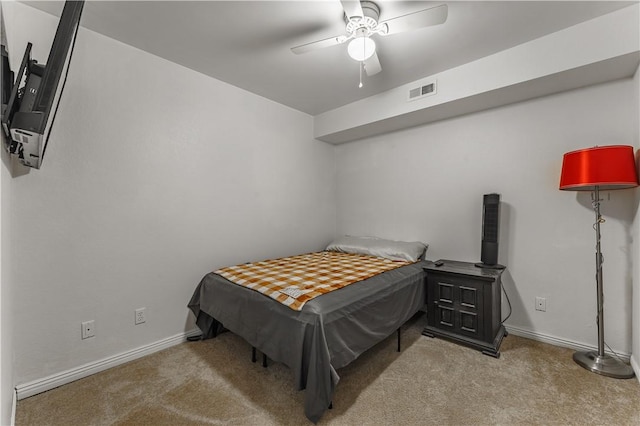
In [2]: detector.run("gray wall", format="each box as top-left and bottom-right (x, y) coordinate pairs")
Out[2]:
(3, 2), (336, 386)
(335, 77), (639, 354)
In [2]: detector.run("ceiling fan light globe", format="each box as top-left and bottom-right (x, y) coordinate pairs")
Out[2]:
(347, 37), (376, 61)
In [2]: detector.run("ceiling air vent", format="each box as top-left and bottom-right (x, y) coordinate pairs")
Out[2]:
(408, 80), (437, 102)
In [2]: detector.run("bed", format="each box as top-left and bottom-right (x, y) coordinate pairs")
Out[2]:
(187, 236), (428, 423)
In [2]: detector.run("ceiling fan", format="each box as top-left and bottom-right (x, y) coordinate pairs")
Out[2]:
(291, 1), (448, 79)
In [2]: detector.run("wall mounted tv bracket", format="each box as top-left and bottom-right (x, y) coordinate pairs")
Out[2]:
(1, 42), (46, 160)
(2, 0), (85, 169)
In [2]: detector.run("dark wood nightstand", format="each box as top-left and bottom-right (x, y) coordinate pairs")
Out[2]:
(422, 260), (507, 358)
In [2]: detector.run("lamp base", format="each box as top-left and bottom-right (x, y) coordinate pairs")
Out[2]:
(573, 351), (635, 379)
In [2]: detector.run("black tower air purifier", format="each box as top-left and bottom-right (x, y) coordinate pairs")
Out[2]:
(475, 193), (505, 269)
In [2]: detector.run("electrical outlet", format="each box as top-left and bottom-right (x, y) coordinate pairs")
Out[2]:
(81, 320), (95, 339)
(535, 297), (547, 312)
(135, 307), (146, 325)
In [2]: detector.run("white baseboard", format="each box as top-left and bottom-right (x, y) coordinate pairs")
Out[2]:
(631, 355), (640, 383)
(10, 388), (16, 426)
(15, 329), (200, 400)
(505, 325), (631, 362)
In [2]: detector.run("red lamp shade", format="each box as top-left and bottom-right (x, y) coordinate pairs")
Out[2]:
(559, 145), (639, 191)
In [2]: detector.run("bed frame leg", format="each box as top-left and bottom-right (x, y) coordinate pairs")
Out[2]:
(251, 347), (268, 367)
(397, 328), (401, 352)
(329, 401), (333, 409)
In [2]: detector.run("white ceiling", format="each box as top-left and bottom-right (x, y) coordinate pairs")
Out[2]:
(23, 1), (636, 115)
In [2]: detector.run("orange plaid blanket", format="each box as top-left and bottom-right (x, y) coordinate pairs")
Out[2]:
(214, 251), (411, 311)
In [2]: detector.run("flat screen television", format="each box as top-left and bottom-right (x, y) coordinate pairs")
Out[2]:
(1, 0), (84, 169)
(1, 45), (12, 117)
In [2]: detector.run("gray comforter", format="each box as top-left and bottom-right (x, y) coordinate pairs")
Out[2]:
(188, 260), (426, 423)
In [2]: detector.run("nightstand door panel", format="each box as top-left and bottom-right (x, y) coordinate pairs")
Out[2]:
(434, 282), (455, 330)
(459, 309), (478, 334)
(460, 285), (479, 309)
(456, 282), (484, 340)
(437, 282), (454, 304)
(428, 274), (484, 340)
(437, 305), (455, 329)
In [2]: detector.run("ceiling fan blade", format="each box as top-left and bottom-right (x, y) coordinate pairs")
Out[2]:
(364, 52), (381, 76)
(379, 4), (448, 36)
(291, 35), (347, 55)
(340, 0), (364, 19)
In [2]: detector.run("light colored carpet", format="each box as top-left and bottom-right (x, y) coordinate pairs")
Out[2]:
(16, 313), (640, 425)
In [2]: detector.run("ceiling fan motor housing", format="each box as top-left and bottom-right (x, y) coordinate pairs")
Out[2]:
(360, 1), (381, 20)
(345, 1), (381, 37)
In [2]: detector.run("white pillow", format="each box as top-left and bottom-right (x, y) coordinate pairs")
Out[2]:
(326, 235), (428, 262)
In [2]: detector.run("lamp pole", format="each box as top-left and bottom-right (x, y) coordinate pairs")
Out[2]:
(593, 186), (605, 358)
(572, 186), (634, 378)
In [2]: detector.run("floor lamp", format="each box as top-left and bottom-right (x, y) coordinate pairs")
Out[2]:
(559, 145), (637, 379)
